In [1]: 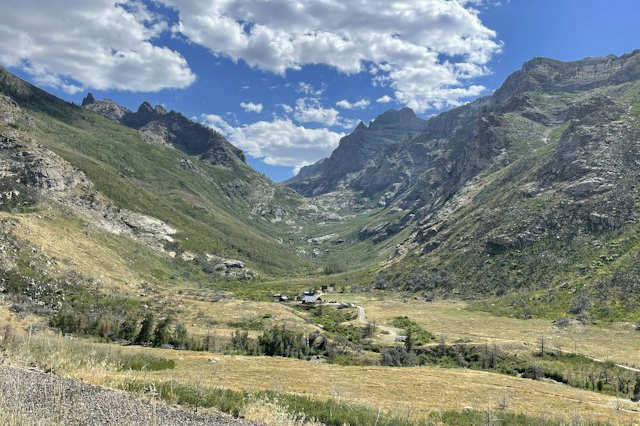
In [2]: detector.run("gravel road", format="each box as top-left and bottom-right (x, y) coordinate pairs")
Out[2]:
(0, 364), (259, 425)
(356, 305), (400, 343)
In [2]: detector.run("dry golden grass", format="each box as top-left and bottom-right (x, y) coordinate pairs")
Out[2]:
(352, 295), (640, 367)
(4, 209), (143, 295)
(2, 210), (317, 341)
(4, 324), (639, 425)
(80, 345), (640, 424)
(241, 400), (323, 426)
(13, 325), (638, 424)
(6, 208), (640, 424)
(174, 297), (319, 339)
(0, 303), (42, 332)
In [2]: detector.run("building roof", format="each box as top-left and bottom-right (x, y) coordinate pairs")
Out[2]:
(302, 295), (321, 303)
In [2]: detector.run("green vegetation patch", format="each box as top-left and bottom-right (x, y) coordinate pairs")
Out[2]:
(391, 316), (435, 346)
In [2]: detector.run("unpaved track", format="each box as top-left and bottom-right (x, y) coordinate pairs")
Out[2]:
(0, 364), (259, 426)
(356, 305), (401, 343)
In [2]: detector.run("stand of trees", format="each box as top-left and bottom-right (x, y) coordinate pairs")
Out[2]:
(51, 310), (204, 351)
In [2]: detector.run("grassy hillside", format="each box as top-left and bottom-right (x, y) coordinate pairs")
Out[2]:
(1, 67), (313, 275)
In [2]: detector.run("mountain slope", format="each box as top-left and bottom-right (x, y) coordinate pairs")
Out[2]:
(83, 94), (245, 166)
(286, 50), (640, 321)
(285, 107), (428, 198)
(0, 66), (314, 277)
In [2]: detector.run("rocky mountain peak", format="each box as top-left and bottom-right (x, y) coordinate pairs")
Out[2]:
(369, 107), (426, 131)
(284, 107), (428, 197)
(81, 93), (96, 106)
(495, 49), (640, 102)
(137, 101), (155, 114)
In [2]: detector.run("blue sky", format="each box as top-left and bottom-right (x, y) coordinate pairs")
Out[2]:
(2, 0), (639, 181)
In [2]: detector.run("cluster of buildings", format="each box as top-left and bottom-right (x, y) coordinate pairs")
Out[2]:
(273, 285), (355, 307)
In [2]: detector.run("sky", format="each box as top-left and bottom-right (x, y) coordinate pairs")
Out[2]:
(1, 0), (639, 182)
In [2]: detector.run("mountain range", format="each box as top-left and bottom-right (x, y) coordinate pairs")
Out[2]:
(2, 49), (640, 322)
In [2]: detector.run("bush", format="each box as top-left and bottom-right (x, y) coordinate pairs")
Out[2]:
(381, 346), (416, 366)
(568, 295), (590, 314)
(152, 317), (172, 347)
(632, 375), (640, 402)
(118, 316), (138, 341)
(391, 316), (435, 346)
(135, 313), (154, 345)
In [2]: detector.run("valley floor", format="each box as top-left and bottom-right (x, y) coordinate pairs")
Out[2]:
(353, 297), (640, 368)
(100, 347), (640, 424)
(3, 294), (640, 425)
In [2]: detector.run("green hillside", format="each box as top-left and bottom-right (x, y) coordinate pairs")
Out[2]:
(0, 66), (309, 275)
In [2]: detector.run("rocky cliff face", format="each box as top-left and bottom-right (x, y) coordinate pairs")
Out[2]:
(82, 94), (245, 167)
(0, 96), (178, 255)
(283, 50), (640, 317)
(494, 49), (640, 101)
(361, 50), (640, 318)
(285, 108), (428, 197)
(288, 50), (640, 240)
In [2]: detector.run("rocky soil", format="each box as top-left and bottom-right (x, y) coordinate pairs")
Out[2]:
(0, 364), (259, 426)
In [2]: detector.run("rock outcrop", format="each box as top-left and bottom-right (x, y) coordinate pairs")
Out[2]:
(82, 94), (131, 122)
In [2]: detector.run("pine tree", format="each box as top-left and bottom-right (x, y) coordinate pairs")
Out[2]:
(134, 313), (154, 345)
(632, 375), (640, 402)
(172, 322), (188, 349)
(152, 317), (173, 347)
(404, 329), (414, 353)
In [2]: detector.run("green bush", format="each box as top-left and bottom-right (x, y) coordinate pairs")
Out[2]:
(391, 316), (435, 346)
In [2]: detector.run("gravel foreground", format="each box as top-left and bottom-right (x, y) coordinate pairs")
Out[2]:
(0, 364), (260, 425)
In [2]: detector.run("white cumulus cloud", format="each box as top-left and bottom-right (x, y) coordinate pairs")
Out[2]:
(278, 104), (293, 114)
(0, 0), (195, 93)
(240, 101), (263, 113)
(376, 95), (393, 104)
(201, 114), (344, 173)
(159, 0), (501, 112)
(297, 82), (325, 96)
(336, 98), (370, 110)
(293, 98), (339, 126)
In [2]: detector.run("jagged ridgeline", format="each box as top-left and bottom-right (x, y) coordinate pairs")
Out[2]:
(0, 66), (315, 276)
(3, 48), (640, 321)
(285, 50), (640, 320)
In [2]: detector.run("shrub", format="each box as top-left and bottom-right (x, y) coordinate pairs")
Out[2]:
(118, 316), (138, 341)
(381, 346), (416, 367)
(171, 322), (188, 349)
(152, 317), (173, 347)
(568, 295), (590, 314)
(135, 313), (154, 345)
(632, 375), (640, 402)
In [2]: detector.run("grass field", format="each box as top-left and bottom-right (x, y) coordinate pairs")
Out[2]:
(352, 296), (640, 367)
(4, 332), (638, 425)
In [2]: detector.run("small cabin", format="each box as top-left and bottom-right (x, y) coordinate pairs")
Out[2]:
(301, 295), (322, 304)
